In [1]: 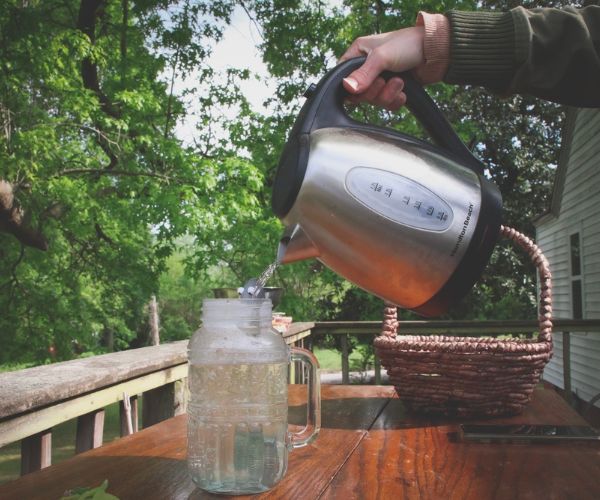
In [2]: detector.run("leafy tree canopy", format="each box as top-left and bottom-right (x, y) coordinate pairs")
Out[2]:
(0, 0), (575, 363)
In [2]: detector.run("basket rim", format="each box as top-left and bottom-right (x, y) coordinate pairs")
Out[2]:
(374, 334), (552, 354)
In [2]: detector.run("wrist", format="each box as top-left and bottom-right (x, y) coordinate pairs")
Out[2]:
(414, 12), (450, 84)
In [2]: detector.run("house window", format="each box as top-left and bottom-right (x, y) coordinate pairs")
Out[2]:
(570, 233), (581, 276)
(570, 232), (583, 319)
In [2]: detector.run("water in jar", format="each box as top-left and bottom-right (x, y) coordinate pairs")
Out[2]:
(187, 362), (289, 494)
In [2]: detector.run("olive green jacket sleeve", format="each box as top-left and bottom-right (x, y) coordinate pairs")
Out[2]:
(445, 6), (600, 107)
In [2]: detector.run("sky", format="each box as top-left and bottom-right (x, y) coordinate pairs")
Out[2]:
(208, 7), (273, 108)
(175, 6), (275, 144)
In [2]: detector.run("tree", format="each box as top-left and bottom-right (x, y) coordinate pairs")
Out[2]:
(0, 0), (260, 362)
(0, 0), (577, 365)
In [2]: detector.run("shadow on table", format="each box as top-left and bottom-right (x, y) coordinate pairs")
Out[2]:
(288, 398), (481, 430)
(288, 398), (458, 430)
(50, 455), (302, 500)
(0, 454), (265, 500)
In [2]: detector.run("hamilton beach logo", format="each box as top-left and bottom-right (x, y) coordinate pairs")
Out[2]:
(450, 203), (474, 257)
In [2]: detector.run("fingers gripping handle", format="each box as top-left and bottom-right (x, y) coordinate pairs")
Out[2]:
(310, 57), (484, 174)
(289, 348), (321, 448)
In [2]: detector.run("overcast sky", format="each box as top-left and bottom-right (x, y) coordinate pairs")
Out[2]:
(175, 6), (274, 144)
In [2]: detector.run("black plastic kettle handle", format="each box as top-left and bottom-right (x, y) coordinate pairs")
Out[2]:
(308, 57), (484, 174)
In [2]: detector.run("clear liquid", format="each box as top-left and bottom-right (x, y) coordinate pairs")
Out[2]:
(187, 362), (289, 494)
(255, 260), (280, 290)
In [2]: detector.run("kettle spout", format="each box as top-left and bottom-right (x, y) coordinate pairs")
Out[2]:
(277, 225), (320, 264)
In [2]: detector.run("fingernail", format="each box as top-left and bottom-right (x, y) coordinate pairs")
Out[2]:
(343, 77), (359, 92)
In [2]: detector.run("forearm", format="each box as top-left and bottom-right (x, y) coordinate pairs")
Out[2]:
(444, 6), (600, 107)
(339, 5), (600, 110)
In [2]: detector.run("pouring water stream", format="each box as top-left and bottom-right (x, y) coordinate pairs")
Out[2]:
(240, 259), (280, 299)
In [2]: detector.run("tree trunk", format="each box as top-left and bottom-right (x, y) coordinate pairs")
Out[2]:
(149, 295), (160, 346)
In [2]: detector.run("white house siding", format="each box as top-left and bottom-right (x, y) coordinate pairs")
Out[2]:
(535, 108), (600, 406)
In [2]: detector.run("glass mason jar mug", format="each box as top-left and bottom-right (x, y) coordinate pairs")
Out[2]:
(187, 298), (321, 495)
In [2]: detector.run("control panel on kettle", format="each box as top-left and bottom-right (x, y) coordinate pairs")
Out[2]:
(345, 166), (454, 231)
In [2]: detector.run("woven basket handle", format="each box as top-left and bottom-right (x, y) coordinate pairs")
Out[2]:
(382, 225), (553, 343)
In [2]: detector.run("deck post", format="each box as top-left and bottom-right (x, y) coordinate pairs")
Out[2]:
(562, 331), (573, 406)
(174, 378), (188, 416)
(20, 429), (52, 475)
(120, 394), (139, 436)
(75, 409), (105, 454)
(142, 379), (187, 428)
(374, 353), (381, 385)
(341, 334), (350, 384)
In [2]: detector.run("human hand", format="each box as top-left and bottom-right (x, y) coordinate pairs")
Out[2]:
(338, 26), (426, 110)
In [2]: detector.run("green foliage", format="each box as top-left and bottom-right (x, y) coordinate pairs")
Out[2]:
(157, 242), (207, 341)
(61, 479), (118, 500)
(312, 346), (366, 372)
(0, 0), (569, 364)
(0, 0), (245, 362)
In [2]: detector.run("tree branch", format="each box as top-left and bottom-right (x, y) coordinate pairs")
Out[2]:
(76, 0), (123, 173)
(1, 102), (12, 146)
(77, 0), (120, 118)
(0, 180), (48, 251)
(120, 0), (128, 62)
(239, 1), (265, 42)
(164, 47), (180, 138)
(52, 168), (172, 182)
(95, 222), (114, 245)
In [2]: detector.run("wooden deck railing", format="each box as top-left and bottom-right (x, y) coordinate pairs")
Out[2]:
(312, 319), (600, 389)
(0, 341), (189, 476)
(0, 324), (315, 478)
(2, 318), (599, 478)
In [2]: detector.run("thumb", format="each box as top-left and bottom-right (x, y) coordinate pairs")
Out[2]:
(342, 52), (386, 94)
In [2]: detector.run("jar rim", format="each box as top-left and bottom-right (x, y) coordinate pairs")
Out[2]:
(202, 298), (271, 305)
(201, 298), (273, 321)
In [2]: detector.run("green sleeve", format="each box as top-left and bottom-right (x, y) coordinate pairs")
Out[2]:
(444, 6), (600, 107)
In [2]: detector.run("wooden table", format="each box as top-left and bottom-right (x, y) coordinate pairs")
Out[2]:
(1, 385), (599, 499)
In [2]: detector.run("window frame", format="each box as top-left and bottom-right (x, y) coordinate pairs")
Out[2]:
(569, 231), (584, 320)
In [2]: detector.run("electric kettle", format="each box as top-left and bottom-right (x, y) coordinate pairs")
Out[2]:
(271, 57), (502, 316)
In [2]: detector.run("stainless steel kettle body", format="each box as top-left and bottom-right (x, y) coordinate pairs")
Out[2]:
(272, 58), (502, 316)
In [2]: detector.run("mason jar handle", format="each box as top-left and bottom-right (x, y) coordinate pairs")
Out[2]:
(289, 347), (321, 448)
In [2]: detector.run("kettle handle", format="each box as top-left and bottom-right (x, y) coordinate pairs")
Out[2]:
(309, 57), (484, 175)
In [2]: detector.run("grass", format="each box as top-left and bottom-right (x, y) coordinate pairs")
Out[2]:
(0, 362), (36, 373)
(0, 402), (142, 485)
(313, 346), (374, 372)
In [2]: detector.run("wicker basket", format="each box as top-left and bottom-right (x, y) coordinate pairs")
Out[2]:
(374, 225), (553, 418)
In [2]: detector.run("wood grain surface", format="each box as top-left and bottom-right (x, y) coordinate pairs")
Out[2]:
(321, 387), (600, 500)
(1, 385), (598, 500)
(0, 385), (394, 500)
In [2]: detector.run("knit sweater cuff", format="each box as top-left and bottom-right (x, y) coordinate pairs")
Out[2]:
(414, 12), (450, 84)
(445, 10), (516, 91)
